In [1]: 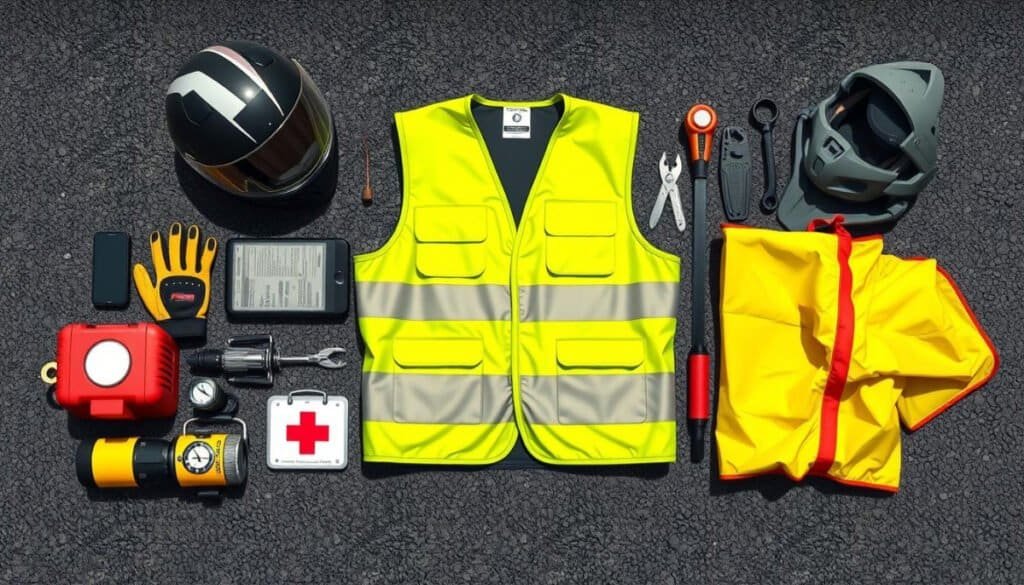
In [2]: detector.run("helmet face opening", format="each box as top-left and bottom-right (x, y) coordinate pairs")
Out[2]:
(826, 79), (915, 177)
(167, 42), (335, 199)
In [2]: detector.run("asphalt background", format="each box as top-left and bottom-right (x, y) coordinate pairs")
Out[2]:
(2, 1), (1022, 583)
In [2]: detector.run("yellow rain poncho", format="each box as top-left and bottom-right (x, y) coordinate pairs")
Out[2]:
(716, 218), (998, 492)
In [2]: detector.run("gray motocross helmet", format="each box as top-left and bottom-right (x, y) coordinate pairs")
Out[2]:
(778, 62), (944, 230)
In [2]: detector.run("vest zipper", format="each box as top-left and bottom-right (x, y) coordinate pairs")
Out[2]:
(464, 94), (571, 448)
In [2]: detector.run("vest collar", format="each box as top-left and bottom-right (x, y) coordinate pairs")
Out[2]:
(462, 94), (573, 231)
(465, 92), (570, 110)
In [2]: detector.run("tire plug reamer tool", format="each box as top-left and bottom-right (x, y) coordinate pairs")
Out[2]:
(188, 334), (346, 386)
(683, 104), (717, 463)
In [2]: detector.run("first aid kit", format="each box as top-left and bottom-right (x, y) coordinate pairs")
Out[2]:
(266, 390), (348, 470)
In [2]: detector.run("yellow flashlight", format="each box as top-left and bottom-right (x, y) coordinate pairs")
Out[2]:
(76, 417), (247, 496)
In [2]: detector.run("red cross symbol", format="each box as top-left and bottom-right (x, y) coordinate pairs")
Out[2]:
(286, 411), (330, 454)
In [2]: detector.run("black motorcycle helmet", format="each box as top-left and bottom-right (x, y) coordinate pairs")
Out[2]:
(166, 41), (334, 199)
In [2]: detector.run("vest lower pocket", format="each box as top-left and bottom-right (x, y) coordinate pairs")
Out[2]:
(555, 338), (646, 424)
(415, 205), (488, 278)
(392, 337), (484, 423)
(544, 200), (616, 277)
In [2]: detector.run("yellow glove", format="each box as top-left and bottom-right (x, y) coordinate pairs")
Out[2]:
(133, 222), (217, 342)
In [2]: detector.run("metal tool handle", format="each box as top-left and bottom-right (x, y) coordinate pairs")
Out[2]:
(277, 347), (347, 369)
(649, 185), (670, 229)
(668, 186), (686, 232)
(287, 389), (329, 405)
(220, 347), (273, 373)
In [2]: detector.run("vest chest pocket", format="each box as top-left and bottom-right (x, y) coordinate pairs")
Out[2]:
(392, 337), (484, 424)
(415, 205), (488, 278)
(555, 338), (646, 424)
(545, 200), (616, 277)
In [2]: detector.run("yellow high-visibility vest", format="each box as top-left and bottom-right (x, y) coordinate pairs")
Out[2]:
(354, 94), (680, 465)
(716, 219), (999, 491)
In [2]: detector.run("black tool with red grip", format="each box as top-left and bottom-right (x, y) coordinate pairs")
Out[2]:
(684, 104), (717, 463)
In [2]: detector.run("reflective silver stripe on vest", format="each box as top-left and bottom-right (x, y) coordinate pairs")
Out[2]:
(363, 371), (672, 425)
(519, 282), (680, 322)
(519, 373), (675, 424)
(357, 281), (678, 322)
(356, 282), (510, 321)
(363, 372), (513, 424)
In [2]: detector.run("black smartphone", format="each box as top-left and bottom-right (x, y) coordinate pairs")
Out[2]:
(92, 232), (131, 309)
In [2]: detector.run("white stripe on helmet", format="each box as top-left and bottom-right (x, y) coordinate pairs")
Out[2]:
(167, 71), (257, 143)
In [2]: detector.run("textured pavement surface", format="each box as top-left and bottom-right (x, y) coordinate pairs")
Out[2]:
(2, 1), (1022, 583)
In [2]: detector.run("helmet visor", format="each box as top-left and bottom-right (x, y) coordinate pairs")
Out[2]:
(187, 63), (333, 198)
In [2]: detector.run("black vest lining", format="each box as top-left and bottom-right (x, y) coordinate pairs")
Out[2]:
(470, 102), (563, 226)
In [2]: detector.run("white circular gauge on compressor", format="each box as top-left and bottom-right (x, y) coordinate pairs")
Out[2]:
(181, 441), (216, 474)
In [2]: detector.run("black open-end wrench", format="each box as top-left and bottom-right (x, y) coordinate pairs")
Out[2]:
(751, 98), (780, 213)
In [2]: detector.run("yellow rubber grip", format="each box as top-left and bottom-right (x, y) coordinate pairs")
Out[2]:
(91, 437), (139, 488)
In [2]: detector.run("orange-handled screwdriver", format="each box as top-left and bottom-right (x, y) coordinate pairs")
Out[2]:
(683, 104), (717, 463)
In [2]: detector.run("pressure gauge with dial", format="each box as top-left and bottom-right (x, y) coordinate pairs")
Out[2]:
(188, 377), (227, 413)
(181, 441), (216, 474)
